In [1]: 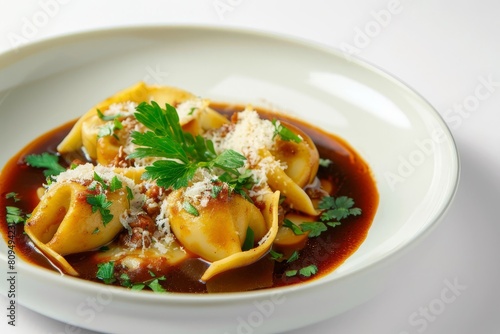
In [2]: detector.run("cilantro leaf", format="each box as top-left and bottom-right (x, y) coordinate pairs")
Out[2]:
(25, 152), (66, 177)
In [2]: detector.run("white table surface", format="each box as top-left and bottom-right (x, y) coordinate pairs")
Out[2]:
(0, 1), (499, 333)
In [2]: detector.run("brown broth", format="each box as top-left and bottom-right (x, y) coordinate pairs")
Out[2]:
(0, 104), (379, 293)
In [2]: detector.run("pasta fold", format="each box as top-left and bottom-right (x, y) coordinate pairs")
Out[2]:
(24, 182), (129, 275)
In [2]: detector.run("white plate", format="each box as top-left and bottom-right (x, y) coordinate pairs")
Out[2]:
(0, 26), (459, 334)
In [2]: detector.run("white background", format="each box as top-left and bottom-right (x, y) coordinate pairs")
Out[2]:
(0, 0), (499, 333)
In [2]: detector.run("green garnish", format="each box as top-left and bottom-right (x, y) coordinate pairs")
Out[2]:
(183, 201), (199, 217)
(284, 196), (362, 238)
(319, 158), (332, 167)
(96, 261), (116, 284)
(119, 271), (167, 292)
(92, 227), (100, 234)
(97, 108), (120, 121)
(129, 102), (251, 194)
(86, 193), (113, 226)
(109, 176), (123, 192)
(286, 250), (299, 263)
(241, 227), (255, 251)
(5, 192), (20, 202)
(285, 265), (318, 278)
(269, 249), (283, 261)
(25, 152), (66, 177)
(6, 206), (28, 225)
(299, 222), (328, 238)
(272, 120), (302, 143)
(319, 196), (362, 221)
(283, 219), (304, 235)
(98, 118), (123, 139)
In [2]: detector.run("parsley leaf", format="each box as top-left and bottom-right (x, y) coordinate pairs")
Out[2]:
(241, 227), (255, 251)
(183, 201), (199, 217)
(96, 261), (116, 284)
(86, 193), (113, 226)
(6, 206), (28, 225)
(129, 102), (252, 196)
(269, 249), (283, 261)
(283, 219), (304, 235)
(319, 196), (362, 221)
(287, 250), (299, 263)
(299, 196), (362, 238)
(299, 265), (318, 277)
(299, 222), (327, 238)
(98, 118), (123, 139)
(109, 176), (123, 192)
(25, 152), (66, 177)
(285, 265), (318, 278)
(272, 120), (302, 143)
(5, 192), (20, 202)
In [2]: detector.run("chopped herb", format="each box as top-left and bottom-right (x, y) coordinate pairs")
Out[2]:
(272, 119), (302, 143)
(119, 272), (166, 292)
(92, 227), (100, 234)
(299, 222), (327, 238)
(125, 186), (134, 202)
(86, 193), (113, 226)
(128, 102), (251, 193)
(148, 278), (167, 293)
(319, 158), (332, 167)
(96, 261), (116, 284)
(183, 201), (199, 217)
(188, 107), (196, 115)
(25, 152), (66, 177)
(283, 219), (304, 235)
(97, 108), (120, 121)
(269, 249), (283, 261)
(98, 118), (123, 139)
(5, 192), (20, 202)
(211, 185), (223, 198)
(285, 265), (318, 278)
(99, 246), (110, 252)
(6, 206), (27, 225)
(93, 172), (107, 190)
(286, 250), (299, 263)
(319, 196), (361, 221)
(109, 176), (123, 192)
(241, 227), (255, 251)
(300, 196), (362, 238)
(299, 265), (318, 277)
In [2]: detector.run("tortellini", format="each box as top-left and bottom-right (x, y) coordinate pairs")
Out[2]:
(25, 82), (325, 285)
(25, 181), (130, 275)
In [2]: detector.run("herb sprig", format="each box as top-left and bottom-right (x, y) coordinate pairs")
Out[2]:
(128, 102), (253, 196)
(25, 152), (66, 177)
(285, 195), (362, 238)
